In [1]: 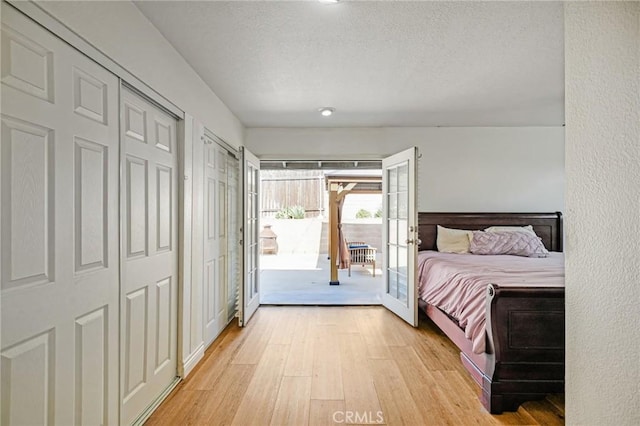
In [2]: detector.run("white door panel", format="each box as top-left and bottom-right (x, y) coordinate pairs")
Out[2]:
(382, 147), (418, 326)
(120, 87), (178, 425)
(203, 135), (229, 346)
(227, 155), (241, 322)
(1, 4), (119, 425)
(240, 147), (260, 326)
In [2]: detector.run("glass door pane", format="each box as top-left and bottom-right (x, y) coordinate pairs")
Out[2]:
(382, 148), (417, 326)
(241, 148), (260, 326)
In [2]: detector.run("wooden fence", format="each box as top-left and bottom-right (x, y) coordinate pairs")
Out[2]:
(260, 170), (325, 218)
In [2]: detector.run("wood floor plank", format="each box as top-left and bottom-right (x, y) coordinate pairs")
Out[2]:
(269, 307), (298, 345)
(545, 394), (565, 417)
(284, 316), (315, 377)
(339, 333), (383, 415)
(411, 334), (452, 371)
(231, 344), (289, 425)
(183, 322), (246, 390)
(377, 309), (410, 347)
(146, 306), (564, 426)
(430, 370), (482, 422)
(388, 345), (460, 425)
(331, 307), (362, 333)
(144, 383), (190, 425)
(310, 324), (344, 400)
(289, 307), (318, 342)
(413, 318), (462, 372)
(315, 306), (338, 325)
(308, 400), (346, 426)
(519, 399), (565, 426)
(270, 376), (312, 426)
(369, 358), (426, 425)
(494, 409), (540, 425)
(146, 366), (255, 426)
(200, 364), (257, 426)
(231, 307), (278, 364)
(355, 308), (392, 359)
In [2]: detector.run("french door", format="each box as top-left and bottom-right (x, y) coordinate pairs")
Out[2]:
(1, 4), (120, 424)
(226, 154), (241, 323)
(382, 147), (418, 326)
(240, 147), (260, 326)
(120, 87), (178, 424)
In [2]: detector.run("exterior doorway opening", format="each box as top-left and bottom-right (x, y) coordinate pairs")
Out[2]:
(259, 161), (384, 305)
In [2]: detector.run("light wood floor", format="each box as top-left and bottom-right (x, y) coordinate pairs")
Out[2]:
(146, 306), (564, 425)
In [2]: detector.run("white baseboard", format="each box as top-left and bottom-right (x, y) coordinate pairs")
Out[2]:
(182, 343), (205, 378)
(132, 377), (180, 426)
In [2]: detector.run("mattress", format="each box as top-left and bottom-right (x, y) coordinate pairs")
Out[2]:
(417, 250), (565, 354)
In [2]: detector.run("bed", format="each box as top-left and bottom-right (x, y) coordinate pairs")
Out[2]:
(416, 212), (565, 414)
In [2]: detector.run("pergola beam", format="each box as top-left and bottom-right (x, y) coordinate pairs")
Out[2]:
(329, 183), (340, 284)
(325, 174), (382, 285)
(329, 182), (358, 284)
(336, 182), (356, 201)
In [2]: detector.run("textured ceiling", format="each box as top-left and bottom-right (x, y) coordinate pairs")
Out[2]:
(134, 1), (564, 128)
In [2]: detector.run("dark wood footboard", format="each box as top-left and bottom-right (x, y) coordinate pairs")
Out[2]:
(420, 286), (565, 414)
(482, 284), (565, 413)
(416, 211), (565, 413)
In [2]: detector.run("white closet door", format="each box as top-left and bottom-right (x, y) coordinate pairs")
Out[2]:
(1, 4), (119, 425)
(202, 136), (229, 346)
(120, 87), (178, 425)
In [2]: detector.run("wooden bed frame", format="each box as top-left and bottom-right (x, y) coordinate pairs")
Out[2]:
(417, 212), (565, 414)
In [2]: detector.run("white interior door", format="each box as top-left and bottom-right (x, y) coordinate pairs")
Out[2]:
(382, 147), (418, 326)
(240, 147), (260, 326)
(120, 87), (178, 424)
(226, 154), (241, 323)
(202, 135), (229, 346)
(1, 4), (119, 424)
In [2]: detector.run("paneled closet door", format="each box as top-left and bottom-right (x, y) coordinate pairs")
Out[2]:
(1, 4), (119, 425)
(203, 136), (229, 346)
(120, 87), (178, 425)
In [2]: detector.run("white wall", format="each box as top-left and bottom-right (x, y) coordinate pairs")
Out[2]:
(565, 3), (640, 425)
(246, 127), (565, 212)
(34, 0), (244, 148)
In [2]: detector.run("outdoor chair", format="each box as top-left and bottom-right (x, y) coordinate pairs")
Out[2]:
(347, 242), (377, 277)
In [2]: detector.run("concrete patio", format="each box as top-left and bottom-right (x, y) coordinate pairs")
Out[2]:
(260, 252), (384, 305)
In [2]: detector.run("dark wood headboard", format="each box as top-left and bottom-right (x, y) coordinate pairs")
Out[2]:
(417, 212), (563, 252)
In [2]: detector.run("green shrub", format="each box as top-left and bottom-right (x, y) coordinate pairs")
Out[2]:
(275, 205), (306, 219)
(289, 205), (306, 219)
(374, 208), (382, 218)
(355, 209), (372, 219)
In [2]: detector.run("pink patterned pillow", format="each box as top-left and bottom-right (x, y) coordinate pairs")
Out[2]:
(470, 231), (549, 257)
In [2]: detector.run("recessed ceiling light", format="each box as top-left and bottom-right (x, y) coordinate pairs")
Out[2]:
(319, 107), (335, 117)
(318, 0), (340, 4)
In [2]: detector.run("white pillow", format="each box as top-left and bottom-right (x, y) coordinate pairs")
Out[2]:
(484, 225), (537, 236)
(437, 225), (473, 254)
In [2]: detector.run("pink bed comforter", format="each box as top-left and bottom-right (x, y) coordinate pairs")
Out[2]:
(417, 251), (564, 354)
